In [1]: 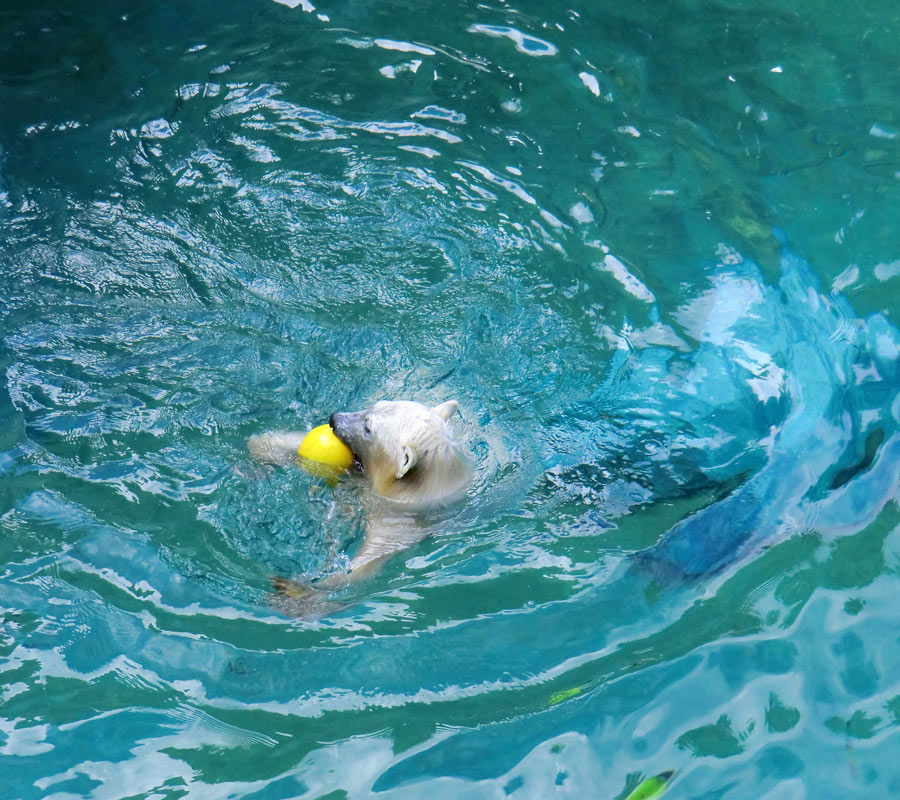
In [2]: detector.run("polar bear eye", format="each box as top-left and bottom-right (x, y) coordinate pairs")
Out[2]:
(363, 417), (373, 436)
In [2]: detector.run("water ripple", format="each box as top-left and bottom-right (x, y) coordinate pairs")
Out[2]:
(4, 0), (900, 797)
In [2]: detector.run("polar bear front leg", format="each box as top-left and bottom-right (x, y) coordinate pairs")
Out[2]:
(299, 513), (426, 592)
(247, 431), (308, 465)
(353, 512), (426, 571)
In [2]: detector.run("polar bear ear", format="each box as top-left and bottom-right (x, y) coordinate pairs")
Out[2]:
(395, 442), (419, 479)
(433, 400), (459, 422)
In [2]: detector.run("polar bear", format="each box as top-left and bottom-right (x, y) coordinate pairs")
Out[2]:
(248, 399), (470, 609)
(329, 400), (469, 505)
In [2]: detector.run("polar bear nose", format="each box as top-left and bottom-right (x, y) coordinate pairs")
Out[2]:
(329, 412), (358, 455)
(329, 412), (351, 437)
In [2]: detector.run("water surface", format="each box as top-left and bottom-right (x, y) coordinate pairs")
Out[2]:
(3, 0), (900, 797)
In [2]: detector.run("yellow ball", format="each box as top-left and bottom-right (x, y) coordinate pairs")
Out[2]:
(297, 424), (354, 473)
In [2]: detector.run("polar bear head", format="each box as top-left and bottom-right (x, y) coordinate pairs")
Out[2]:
(330, 399), (469, 504)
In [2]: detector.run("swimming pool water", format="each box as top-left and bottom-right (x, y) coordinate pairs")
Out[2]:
(3, 0), (900, 797)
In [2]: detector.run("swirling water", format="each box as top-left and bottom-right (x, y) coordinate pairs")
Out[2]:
(3, 0), (900, 797)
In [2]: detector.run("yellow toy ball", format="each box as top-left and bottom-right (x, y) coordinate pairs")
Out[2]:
(297, 424), (354, 477)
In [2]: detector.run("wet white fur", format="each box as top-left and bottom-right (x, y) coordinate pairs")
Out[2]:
(246, 431), (308, 466)
(248, 400), (470, 601)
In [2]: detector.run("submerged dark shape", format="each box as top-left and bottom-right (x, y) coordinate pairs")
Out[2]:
(572, 249), (900, 580)
(645, 251), (900, 578)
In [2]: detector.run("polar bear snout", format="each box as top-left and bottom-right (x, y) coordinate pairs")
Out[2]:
(329, 411), (361, 449)
(328, 411), (368, 473)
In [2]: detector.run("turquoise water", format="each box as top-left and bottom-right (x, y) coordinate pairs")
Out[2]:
(3, 0), (900, 796)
